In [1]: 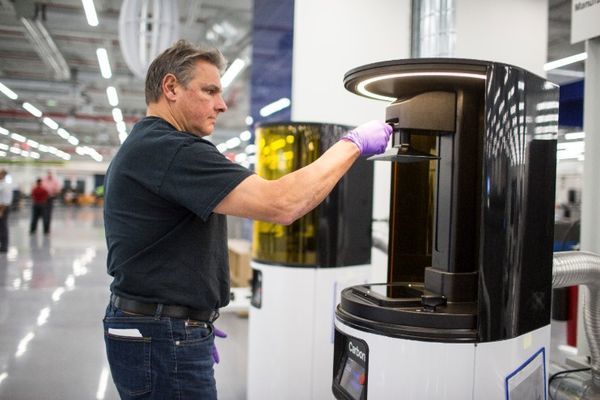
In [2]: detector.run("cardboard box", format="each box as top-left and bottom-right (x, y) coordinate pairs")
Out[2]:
(228, 239), (252, 287)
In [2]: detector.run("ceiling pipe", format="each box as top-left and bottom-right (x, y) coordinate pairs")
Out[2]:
(19, 17), (71, 81)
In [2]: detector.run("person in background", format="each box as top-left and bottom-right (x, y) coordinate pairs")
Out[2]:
(102, 39), (391, 399)
(41, 170), (61, 234)
(0, 169), (13, 253)
(30, 178), (49, 235)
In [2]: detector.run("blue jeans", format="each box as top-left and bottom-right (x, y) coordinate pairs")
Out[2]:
(103, 302), (217, 399)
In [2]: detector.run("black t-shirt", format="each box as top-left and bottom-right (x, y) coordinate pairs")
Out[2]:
(104, 116), (254, 310)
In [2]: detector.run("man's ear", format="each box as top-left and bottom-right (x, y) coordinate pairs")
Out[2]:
(162, 73), (179, 102)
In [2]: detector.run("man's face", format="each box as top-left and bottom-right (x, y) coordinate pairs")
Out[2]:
(172, 60), (227, 137)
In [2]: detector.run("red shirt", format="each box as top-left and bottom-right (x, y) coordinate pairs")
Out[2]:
(31, 185), (49, 205)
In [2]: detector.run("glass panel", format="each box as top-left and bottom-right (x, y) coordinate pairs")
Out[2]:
(387, 134), (437, 282)
(252, 124), (321, 265)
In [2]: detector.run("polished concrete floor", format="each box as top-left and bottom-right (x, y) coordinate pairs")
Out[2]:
(0, 206), (249, 400)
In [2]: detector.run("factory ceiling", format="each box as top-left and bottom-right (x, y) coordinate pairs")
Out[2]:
(0, 0), (585, 164)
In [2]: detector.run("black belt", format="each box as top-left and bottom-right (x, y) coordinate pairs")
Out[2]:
(112, 295), (219, 323)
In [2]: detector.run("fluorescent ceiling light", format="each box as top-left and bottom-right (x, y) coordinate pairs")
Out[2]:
(106, 86), (119, 106)
(23, 102), (42, 117)
(239, 130), (251, 141)
(536, 101), (559, 111)
(357, 72), (487, 102)
(544, 52), (587, 71)
(0, 127), (8, 135)
(10, 133), (26, 142)
(96, 48), (112, 79)
(0, 82), (18, 100)
(221, 59), (246, 88)
(27, 139), (39, 148)
(43, 117), (59, 130)
(68, 136), (79, 145)
(245, 116), (253, 125)
(112, 108), (123, 122)
(565, 131), (585, 140)
(81, 0), (99, 27)
(547, 69), (585, 78)
(116, 121), (126, 132)
(535, 115), (559, 124)
(57, 128), (70, 139)
(259, 97), (291, 117)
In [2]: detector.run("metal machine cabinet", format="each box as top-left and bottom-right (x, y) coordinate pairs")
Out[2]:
(333, 59), (558, 400)
(248, 122), (374, 400)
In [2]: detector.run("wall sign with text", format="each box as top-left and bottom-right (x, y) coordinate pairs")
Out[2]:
(571, 0), (600, 43)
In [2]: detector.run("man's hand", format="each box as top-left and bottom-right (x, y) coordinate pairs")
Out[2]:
(341, 120), (392, 157)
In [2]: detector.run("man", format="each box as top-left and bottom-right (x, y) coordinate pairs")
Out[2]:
(41, 170), (61, 234)
(103, 39), (391, 400)
(30, 178), (49, 234)
(0, 169), (13, 252)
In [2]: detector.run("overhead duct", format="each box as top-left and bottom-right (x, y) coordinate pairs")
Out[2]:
(20, 17), (71, 81)
(118, 0), (180, 80)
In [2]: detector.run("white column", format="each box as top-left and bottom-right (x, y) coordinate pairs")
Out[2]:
(577, 36), (600, 360)
(580, 39), (600, 254)
(292, 0), (412, 222)
(292, 0), (411, 124)
(454, 0), (548, 76)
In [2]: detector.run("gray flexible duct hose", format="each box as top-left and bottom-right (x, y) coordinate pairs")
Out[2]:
(553, 251), (600, 388)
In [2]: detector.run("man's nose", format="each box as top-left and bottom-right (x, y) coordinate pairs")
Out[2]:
(216, 95), (228, 113)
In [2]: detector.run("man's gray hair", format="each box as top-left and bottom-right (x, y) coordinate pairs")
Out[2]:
(145, 39), (226, 105)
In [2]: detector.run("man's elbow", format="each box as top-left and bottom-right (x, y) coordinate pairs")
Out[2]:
(269, 197), (305, 226)
(271, 208), (300, 226)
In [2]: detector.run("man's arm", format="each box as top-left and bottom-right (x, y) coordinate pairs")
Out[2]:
(214, 120), (391, 225)
(214, 140), (359, 225)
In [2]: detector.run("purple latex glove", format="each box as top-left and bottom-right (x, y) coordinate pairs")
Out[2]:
(341, 120), (393, 157)
(211, 327), (227, 364)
